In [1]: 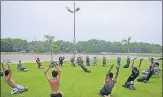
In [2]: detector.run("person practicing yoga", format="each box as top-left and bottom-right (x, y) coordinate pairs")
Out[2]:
(93, 57), (97, 66)
(44, 61), (62, 97)
(100, 64), (120, 97)
(86, 56), (90, 66)
(122, 57), (143, 90)
(103, 57), (107, 67)
(1, 60), (28, 94)
(59, 56), (65, 67)
(36, 57), (44, 69)
(78, 56), (91, 73)
(70, 57), (76, 67)
(17, 60), (29, 72)
(117, 57), (121, 68)
(124, 56), (131, 68)
(137, 61), (160, 83)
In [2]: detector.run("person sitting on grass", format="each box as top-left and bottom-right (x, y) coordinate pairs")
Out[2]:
(93, 57), (97, 66)
(142, 57), (161, 75)
(0, 62), (4, 76)
(116, 57), (121, 69)
(86, 56), (90, 66)
(70, 57), (76, 67)
(17, 60), (28, 72)
(36, 57), (44, 69)
(122, 57), (143, 90)
(1, 60), (28, 94)
(100, 64), (120, 97)
(78, 56), (91, 73)
(59, 56), (65, 67)
(103, 57), (107, 67)
(44, 61), (62, 97)
(124, 56), (131, 68)
(137, 61), (160, 83)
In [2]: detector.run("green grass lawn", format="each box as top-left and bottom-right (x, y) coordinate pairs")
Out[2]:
(1, 59), (162, 97)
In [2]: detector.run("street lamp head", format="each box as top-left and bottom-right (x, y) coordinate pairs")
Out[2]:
(75, 7), (80, 12)
(66, 6), (74, 13)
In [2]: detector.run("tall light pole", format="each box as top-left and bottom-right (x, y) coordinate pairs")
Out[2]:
(66, 2), (80, 60)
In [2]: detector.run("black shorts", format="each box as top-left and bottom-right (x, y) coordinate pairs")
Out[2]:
(51, 93), (62, 97)
(100, 89), (111, 96)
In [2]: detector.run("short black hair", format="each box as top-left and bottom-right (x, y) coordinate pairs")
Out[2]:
(109, 72), (113, 78)
(133, 67), (138, 71)
(52, 70), (58, 77)
(5, 70), (9, 76)
(155, 62), (159, 67)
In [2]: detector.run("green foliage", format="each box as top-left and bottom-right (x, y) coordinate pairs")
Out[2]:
(0, 38), (162, 54)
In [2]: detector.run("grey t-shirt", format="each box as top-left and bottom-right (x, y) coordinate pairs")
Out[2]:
(18, 63), (23, 69)
(153, 67), (159, 74)
(102, 80), (116, 93)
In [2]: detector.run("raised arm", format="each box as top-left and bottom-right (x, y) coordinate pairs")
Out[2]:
(54, 64), (61, 80)
(114, 66), (120, 82)
(44, 67), (51, 81)
(148, 57), (151, 61)
(1, 61), (6, 73)
(138, 58), (143, 70)
(105, 64), (114, 83)
(157, 70), (161, 79)
(132, 57), (137, 70)
(6, 61), (12, 80)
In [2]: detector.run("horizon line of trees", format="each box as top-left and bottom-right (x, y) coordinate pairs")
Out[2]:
(1, 37), (162, 54)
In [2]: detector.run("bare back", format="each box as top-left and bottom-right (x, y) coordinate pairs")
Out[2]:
(5, 77), (17, 88)
(49, 78), (60, 94)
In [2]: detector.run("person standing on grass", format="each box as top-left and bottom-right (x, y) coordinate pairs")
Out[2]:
(86, 56), (90, 66)
(100, 64), (120, 97)
(36, 57), (44, 69)
(122, 57), (143, 90)
(137, 61), (160, 83)
(103, 57), (107, 67)
(93, 57), (97, 66)
(1, 60), (28, 94)
(44, 61), (62, 97)
(59, 56), (65, 67)
(124, 56), (131, 68)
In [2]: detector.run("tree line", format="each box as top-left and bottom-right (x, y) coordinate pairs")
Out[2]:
(1, 37), (162, 54)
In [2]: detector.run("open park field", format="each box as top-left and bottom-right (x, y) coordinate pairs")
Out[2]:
(1, 59), (162, 97)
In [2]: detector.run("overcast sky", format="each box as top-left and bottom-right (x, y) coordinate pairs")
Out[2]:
(1, 1), (162, 45)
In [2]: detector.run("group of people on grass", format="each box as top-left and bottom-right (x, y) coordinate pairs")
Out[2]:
(0, 56), (162, 97)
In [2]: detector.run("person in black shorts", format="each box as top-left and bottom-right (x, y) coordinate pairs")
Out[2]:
(51, 93), (62, 97)
(100, 64), (120, 97)
(122, 57), (143, 90)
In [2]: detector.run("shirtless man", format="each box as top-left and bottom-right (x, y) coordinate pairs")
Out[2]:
(44, 61), (62, 97)
(1, 60), (28, 94)
(100, 64), (120, 97)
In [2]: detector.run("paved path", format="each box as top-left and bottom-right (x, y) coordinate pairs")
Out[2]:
(1, 53), (160, 63)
